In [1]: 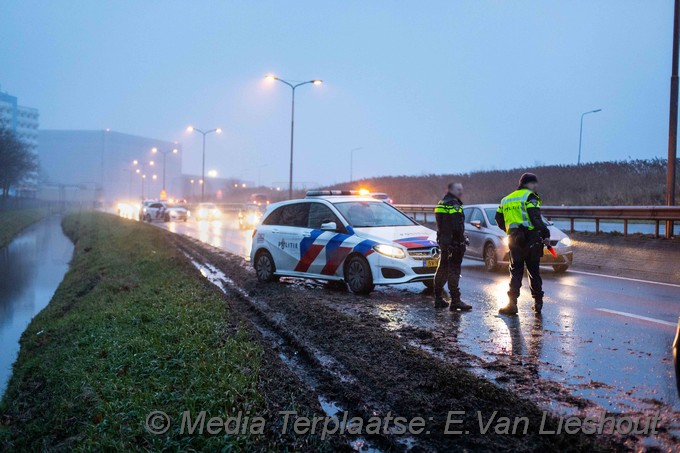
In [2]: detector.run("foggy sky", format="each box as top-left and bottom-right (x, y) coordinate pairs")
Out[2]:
(0, 1), (674, 187)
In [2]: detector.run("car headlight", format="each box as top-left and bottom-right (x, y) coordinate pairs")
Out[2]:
(502, 236), (509, 247)
(373, 244), (406, 259)
(560, 237), (572, 247)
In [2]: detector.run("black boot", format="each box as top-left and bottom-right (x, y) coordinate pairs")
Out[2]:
(499, 294), (519, 315)
(450, 297), (472, 311)
(533, 298), (543, 314)
(434, 293), (449, 309)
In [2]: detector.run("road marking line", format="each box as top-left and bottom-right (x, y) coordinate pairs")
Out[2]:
(596, 308), (678, 327)
(568, 269), (680, 288)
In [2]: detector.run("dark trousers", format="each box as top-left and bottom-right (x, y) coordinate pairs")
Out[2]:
(508, 231), (544, 300)
(434, 244), (465, 299)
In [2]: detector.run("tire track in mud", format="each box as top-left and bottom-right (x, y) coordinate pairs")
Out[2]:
(170, 233), (619, 451)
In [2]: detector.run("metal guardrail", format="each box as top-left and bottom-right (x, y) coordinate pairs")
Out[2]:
(395, 204), (680, 239)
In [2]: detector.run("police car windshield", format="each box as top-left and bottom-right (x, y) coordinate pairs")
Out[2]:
(333, 201), (416, 228)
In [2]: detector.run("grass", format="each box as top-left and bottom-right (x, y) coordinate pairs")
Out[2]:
(0, 208), (47, 249)
(0, 212), (271, 451)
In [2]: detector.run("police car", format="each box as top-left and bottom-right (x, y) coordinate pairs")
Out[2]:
(250, 191), (440, 294)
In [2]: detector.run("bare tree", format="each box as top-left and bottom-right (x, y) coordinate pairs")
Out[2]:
(0, 126), (39, 201)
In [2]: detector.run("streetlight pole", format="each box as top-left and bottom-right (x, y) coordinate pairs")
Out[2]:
(265, 75), (322, 199)
(667, 0), (680, 238)
(151, 146), (179, 197)
(350, 147), (363, 182)
(577, 109), (602, 165)
(132, 160), (156, 200)
(187, 126), (222, 202)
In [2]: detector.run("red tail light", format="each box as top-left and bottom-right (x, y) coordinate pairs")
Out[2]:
(252, 229), (257, 238)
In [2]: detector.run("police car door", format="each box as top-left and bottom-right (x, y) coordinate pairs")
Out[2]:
(299, 202), (347, 276)
(272, 202), (311, 272)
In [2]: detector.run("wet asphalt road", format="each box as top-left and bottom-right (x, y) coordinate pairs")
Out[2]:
(156, 213), (680, 424)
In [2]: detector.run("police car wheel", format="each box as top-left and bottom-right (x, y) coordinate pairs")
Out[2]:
(553, 264), (569, 273)
(255, 250), (278, 283)
(345, 255), (374, 294)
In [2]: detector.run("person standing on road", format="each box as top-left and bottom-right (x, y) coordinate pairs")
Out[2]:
(495, 173), (551, 315)
(433, 182), (472, 311)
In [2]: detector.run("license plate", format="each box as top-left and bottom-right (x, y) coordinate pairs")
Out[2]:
(424, 259), (439, 268)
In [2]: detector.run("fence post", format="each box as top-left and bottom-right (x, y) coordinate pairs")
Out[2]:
(595, 219), (600, 235)
(570, 218), (574, 233)
(655, 220), (660, 238)
(623, 219), (628, 237)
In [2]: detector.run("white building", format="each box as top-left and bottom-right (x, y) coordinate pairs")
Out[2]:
(0, 89), (39, 150)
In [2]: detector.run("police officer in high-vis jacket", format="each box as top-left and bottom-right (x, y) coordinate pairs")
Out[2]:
(495, 173), (550, 315)
(433, 182), (472, 311)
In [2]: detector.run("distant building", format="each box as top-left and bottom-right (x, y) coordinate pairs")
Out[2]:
(38, 130), (182, 204)
(0, 89), (39, 150)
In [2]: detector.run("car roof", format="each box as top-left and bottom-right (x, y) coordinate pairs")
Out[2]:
(266, 196), (380, 210)
(465, 204), (499, 209)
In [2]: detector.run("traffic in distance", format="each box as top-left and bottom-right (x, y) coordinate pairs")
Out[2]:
(117, 189), (573, 295)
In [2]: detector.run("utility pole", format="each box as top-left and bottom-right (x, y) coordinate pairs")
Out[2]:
(667, 0), (679, 238)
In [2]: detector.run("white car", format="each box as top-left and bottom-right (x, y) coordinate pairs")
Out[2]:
(195, 202), (222, 221)
(463, 204), (574, 272)
(250, 191), (440, 294)
(140, 201), (168, 222)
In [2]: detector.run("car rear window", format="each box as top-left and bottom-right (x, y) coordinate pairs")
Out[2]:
(263, 203), (309, 227)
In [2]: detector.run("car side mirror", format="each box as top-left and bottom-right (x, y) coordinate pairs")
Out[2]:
(321, 221), (337, 231)
(470, 220), (482, 229)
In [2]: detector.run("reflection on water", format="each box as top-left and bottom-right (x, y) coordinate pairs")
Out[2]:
(0, 216), (73, 396)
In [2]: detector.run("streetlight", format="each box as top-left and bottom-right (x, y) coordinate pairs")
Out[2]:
(349, 147), (363, 182)
(265, 74), (322, 199)
(577, 109), (602, 165)
(151, 146), (179, 197)
(132, 160), (156, 199)
(187, 126), (222, 201)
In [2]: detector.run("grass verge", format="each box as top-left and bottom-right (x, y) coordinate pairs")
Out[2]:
(0, 212), (330, 451)
(0, 208), (47, 249)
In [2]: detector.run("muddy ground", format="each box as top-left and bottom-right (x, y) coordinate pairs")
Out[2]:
(166, 232), (646, 451)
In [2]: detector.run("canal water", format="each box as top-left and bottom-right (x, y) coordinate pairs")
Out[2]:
(0, 216), (73, 396)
